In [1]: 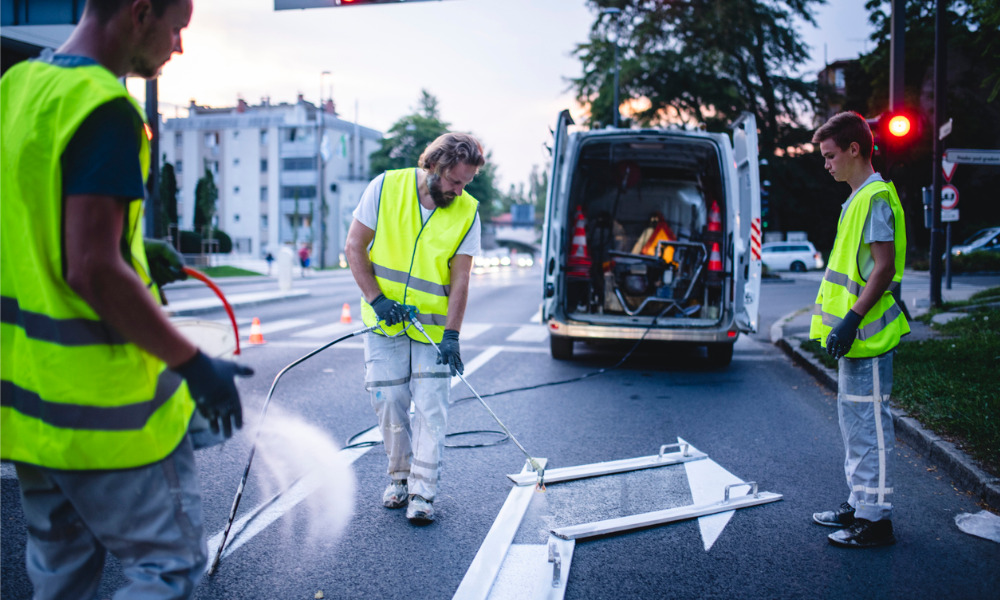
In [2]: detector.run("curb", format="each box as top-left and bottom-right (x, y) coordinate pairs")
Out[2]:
(774, 311), (1000, 509)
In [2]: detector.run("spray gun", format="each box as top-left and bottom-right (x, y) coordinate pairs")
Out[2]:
(402, 306), (547, 489)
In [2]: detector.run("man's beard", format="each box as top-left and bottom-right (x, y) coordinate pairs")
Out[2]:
(427, 173), (457, 208)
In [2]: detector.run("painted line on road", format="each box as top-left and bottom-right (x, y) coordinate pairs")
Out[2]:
(505, 325), (548, 343)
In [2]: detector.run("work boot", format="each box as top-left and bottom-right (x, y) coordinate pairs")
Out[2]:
(812, 502), (855, 527)
(828, 518), (896, 548)
(382, 480), (408, 509)
(406, 494), (434, 524)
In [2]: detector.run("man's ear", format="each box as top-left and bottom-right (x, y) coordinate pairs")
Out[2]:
(132, 0), (152, 27)
(849, 141), (861, 157)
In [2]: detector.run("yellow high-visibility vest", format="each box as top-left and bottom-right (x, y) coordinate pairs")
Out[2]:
(1, 60), (195, 470)
(809, 180), (909, 357)
(360, 169), (478, 344)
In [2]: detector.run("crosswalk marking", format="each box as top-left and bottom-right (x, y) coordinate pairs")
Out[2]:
(461, 323), (493, 341)
(254, 318), (314, 336)
(292, 321), (356, 338)
(505, 325), (548, 343)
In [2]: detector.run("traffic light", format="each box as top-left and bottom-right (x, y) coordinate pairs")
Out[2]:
(759, 158), (771, 230)
(867, 110), (921, 159)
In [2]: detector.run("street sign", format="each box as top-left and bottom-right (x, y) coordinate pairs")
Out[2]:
(942, 156), (957, 182)
(939, 117), (953, 140)
(943, 148), (1000, 165)
(941, 184), (959, 210)
(942, 209), (959, 222)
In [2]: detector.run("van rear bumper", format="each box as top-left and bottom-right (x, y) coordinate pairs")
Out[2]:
(547, 318), (738, 344)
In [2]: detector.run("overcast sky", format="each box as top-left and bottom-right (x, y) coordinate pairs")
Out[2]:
(134, 0), (875, 190)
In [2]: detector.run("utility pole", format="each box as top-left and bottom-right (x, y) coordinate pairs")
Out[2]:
(145, 79), (160, 238)
(929, 0), (947, 307)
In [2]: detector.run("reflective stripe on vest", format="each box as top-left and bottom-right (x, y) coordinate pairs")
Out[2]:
(360, 169), (478, 343)
(0, 60), (195, 470)
(808, 180), (909, 357)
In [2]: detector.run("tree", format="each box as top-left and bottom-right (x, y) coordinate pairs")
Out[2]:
(572, 0), (824, 154)
(193, 164), (218, 236)
(159, 157), (179, 236)
(368, 89), (501, 220)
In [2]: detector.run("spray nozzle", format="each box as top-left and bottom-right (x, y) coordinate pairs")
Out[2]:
(530, 457), (548, 491)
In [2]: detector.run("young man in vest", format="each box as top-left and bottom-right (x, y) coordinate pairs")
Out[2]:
(1, 1), (253, 596)
(809, 111), (909, 548)
(345, 132), (484, 524)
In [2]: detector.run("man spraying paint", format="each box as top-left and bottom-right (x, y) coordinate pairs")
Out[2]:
(344, 132), (484, 524)
(809, 111), (909, 548)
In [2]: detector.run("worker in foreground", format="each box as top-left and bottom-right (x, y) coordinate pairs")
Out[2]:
(809, 111), (909, 548)
(344, 132), (484, 524)
(0, 0), (252, 597)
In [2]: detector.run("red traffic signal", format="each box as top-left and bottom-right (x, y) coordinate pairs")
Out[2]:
(866, 110), (922, 158)
(886, 114), (911, 138)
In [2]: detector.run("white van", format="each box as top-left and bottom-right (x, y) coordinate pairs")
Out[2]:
(540, 111), (762, 366)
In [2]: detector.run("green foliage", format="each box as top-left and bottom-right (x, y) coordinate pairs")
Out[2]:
(159, 159), (179, 228)
(909, 250), (1000, 273)
(573, 0), (823, 153)
(194, 165), (218, 234)
(177, 230), (202, 254)
(200, 265), (263, 278)
(211, 229), (233, 253)
(894, 308), (1000, 475)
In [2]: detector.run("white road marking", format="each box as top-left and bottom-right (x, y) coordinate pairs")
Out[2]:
(453, 346), (503, 388)
(254, 318), (314, 336)
(680, 437), (745, 551)
(461, 323), (493, 341)
(292, 321), (356, 338)
(505, 325), (548, 343)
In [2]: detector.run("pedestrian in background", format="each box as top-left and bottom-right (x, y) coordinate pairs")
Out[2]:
(0, 0), (253, 597)
(266, 250), (275, 275)
(299, 244), (310, 277)
(344, 132), (484, 524)
(809, 111), (909, 548)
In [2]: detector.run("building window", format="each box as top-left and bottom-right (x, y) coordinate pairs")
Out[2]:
(234, 157), (240, 167)
(261, 159), (268, 173)
(204, 132), (219, 147)
(234, 213), (240, 223)
(233, 130), (239, 139)
(174, 132), (182, 146)
(261, 215), (268, 228)
(210, 161), (219, 174)
(834, 68), (845, 90)
(176, 159), (183, 173)
(282, 157), (317, 171)
(260, 186), (268, 202)
(260, 129), (268, 145)
(281, 185), (316, 199)
(234, 186), (240, 194)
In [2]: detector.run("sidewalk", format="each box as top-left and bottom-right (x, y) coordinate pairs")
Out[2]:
(771, 270), (1000, 508)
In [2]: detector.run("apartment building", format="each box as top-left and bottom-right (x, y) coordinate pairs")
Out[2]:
(161, 95), (383, 267)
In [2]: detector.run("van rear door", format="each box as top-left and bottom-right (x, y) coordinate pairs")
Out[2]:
(541, 110), (574, 322)
(731, 112), (762, 334)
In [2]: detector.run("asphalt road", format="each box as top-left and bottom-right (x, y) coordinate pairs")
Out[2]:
(2, 266), (998, 599)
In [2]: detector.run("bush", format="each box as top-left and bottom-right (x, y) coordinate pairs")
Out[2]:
(909, 250), (1000, 273)
(177, 230), (202, 254)
(210, 229), (232, 253)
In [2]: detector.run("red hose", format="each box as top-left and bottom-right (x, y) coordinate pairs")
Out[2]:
(182, 266), (241, 356)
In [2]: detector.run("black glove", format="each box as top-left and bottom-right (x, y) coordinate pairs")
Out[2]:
(174, 351), (254, 439)
(826, 309), (863, 360)
(370, 293), (408, 326)
(437, 329), (463, 376)
(144, 239), (187, 286)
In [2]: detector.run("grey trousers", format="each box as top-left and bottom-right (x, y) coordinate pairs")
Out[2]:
(364, 333), (451, 500)
(15, 436), (206, 600)
(838, 351), (895, 522)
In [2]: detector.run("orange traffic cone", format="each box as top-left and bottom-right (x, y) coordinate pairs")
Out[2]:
(567, 205), (592, 278)
(707, 242), (723, 272)
(707, 200), (722, 233)
(248, 317), (266, 345)
(340, 302), (352, 324)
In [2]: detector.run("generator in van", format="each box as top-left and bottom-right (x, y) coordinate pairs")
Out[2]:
(541, 111), (762, 366)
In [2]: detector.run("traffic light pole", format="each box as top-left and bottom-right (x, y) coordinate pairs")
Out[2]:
(929, 0), (947, 307)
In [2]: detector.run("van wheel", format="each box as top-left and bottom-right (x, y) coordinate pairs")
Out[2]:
(706, 342), (734, 367)
(550, 335), (574, 360)
(790, 261), (806, 272)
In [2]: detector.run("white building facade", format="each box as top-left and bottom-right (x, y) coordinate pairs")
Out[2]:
(160, 95), (383, 267)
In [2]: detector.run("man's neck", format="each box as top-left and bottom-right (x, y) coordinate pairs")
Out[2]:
(847, 164), (877, 194)
(417, 170), (435, 210)
(57, 17), (128, 77)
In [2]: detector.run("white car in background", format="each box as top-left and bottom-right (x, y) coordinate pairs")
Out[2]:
(951, 227), (1000, 256)
(761, 241), (825, 272)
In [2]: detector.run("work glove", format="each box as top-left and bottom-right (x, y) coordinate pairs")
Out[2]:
(144, 239), (187, 286)
(437, 329), (464, 376)
(174, 351), (254, 439)
(371, 293), (409, 326)
(826, 309), (863, 360)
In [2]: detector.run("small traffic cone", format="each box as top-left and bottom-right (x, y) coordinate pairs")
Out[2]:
(707, 200), (722, 233)
(567, 205), (592, 278)
(248, 317), (266, 345)
(707, 242), (723, 272)
(340, 302), (352, 324)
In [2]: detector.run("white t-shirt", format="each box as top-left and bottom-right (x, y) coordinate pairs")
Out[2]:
(352, 172), (482, 256)
(840, 173), (896, 279)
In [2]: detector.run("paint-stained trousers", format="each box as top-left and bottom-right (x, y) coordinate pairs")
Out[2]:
(364, 332), (451, 501)
(14, 436), (206, 599)
(838, 351), (895, 522)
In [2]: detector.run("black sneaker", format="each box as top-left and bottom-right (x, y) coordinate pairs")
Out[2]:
(812, 502), (855, 527)
(828, 518), (896, 548)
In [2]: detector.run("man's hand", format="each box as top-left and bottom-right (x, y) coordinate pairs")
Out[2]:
(437, 329), (463, 376)
(174, 351), (254, 438)
(144, 239), (187, 286)
(826, 309), (863, 360)
(371, 293), (408, 326)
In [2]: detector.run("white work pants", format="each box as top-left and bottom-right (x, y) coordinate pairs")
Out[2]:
(838, 351), (895, 522)
(364, 333), (450, 501)
(14, 437), (206, 599)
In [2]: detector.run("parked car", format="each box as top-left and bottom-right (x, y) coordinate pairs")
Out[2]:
(761, 241), (824, 272)
(541, 111), (762, 367)
(951, 227), (1000, 256)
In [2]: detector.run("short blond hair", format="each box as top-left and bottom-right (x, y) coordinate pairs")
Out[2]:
(418, 132), (485, 174)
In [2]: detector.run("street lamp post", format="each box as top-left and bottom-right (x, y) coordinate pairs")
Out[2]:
(602, 7), (622, 128)
(317, 70), (331, 269)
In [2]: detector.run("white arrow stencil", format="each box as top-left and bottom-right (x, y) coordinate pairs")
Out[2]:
(680, 437), (746, 551)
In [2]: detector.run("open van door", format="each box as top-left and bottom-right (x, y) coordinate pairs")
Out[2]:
(730, 112), (762, 334)
(541, 110), (574, 322)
